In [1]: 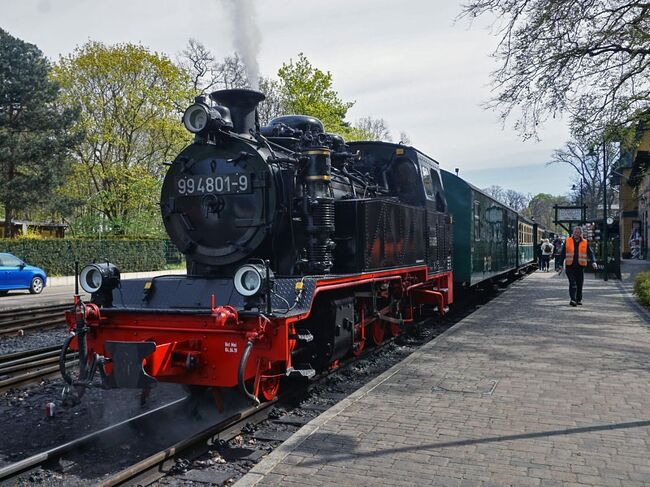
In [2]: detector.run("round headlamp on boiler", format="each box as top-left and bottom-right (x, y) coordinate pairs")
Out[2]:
(233, 263), (273, 297)
(182, 96), (233, 135)
(79, 263), (121, 294)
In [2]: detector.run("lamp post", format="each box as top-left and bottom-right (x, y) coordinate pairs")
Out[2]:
(603, 141), (608, 282)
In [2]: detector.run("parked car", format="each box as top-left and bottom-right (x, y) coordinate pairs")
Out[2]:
(0, 253), (47, 295)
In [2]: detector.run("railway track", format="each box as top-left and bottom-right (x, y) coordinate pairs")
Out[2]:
(0, 345), (77, 393)
(0, 274), (529, 486)
(0, 396), (190, 484)
(0, 335), (379, 486)
(0, 303), (70, 336)
(94, 324), (436, 487)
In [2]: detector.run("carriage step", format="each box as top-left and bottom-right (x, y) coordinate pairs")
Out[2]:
(286, 365), (316, 378)
(289, 331), (314, 342)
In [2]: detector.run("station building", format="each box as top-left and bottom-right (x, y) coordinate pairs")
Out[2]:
(617, 127), (650, 258)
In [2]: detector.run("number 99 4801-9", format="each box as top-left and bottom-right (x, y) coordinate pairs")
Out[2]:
(176, 174), (250, 196)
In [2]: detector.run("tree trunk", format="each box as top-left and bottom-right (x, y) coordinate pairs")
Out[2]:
(4, 204), (13, 238)
(3, 159), (15, 238)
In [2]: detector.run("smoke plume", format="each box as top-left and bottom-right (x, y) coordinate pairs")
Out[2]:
(221, 0), (261, 90)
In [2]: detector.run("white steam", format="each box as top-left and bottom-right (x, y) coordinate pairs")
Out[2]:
(221, 0), (261, 90)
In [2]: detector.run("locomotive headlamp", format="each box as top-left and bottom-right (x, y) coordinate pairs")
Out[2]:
(79, 263), (121, 294)
(183, 103), (210, 133)
(233, 263), (273, 297)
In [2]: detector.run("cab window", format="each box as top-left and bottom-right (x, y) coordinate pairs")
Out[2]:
(422, 171), (435, 198)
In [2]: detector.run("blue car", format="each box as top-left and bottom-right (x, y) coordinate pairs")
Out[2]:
(0, 253), (47, 295)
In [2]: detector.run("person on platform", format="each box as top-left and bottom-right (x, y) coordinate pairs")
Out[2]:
(540, 238), (553, 272)
(558, 226), (598, 306)
(552, 236), (564, 271)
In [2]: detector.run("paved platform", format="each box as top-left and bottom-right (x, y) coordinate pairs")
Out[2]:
(237, 270), (650, 487)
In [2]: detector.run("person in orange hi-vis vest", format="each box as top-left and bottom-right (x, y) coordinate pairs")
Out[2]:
(558, 226), (597, 306)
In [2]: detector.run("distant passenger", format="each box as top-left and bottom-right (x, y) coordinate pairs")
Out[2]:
(552, 236), (563, 271)
(558, 226), (597, 307)
(540, 239), (553, 272)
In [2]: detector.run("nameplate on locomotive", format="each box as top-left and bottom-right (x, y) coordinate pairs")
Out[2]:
(176, 173), (251, 196)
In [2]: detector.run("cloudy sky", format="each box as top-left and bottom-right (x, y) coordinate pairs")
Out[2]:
(3, 0), (577, 196)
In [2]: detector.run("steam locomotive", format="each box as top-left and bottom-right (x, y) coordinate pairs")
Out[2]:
(61, 89), (540, 404)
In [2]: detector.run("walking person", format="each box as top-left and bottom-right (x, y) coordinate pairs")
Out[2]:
(558, 226), (598, 307)
(552, 236), (564, 271)
(540, 238), (553, 272)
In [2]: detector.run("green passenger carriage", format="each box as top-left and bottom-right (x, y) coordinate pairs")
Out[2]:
(441, 169), (536, 289)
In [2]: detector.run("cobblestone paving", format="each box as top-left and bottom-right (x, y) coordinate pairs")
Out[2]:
(238, 271), (650, 486)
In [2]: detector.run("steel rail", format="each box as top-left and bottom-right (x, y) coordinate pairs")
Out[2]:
(0, 345), (61, 363)
(0, 396), (189, 482)
(0, 304), (69, 336)
(0, 346), (78, 392)
(98, 400), (277, 487)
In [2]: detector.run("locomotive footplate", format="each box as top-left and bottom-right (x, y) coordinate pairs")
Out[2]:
(105, 341), (157, 389)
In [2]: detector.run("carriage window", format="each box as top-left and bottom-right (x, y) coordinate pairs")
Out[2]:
(474, 201), (481, 241)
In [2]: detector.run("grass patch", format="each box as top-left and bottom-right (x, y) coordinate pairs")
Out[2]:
(633, 271), (650, 306)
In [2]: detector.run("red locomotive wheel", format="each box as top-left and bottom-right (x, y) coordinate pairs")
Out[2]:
(370, 321), (385, 345)
(390, 322), (400, 337)
(260, 376), (281, 401)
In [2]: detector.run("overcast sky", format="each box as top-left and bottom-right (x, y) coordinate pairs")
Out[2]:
(3, 0), (577, 196)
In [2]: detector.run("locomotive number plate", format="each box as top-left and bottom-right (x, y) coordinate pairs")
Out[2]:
(176, 173), (250, 196)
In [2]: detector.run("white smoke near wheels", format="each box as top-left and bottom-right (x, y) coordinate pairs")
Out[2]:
(220, 0), (261, 90)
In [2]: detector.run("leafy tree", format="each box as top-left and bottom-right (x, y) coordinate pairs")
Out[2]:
(276, 53), (361, 139)
(526, 193), (570, 231)
(0, 29), (79, 237)
(52, 41), (192, 236)
(461, 0), (650, 137)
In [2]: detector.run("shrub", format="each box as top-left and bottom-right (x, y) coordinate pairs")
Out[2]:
(0, 238), (183, 276)
(633, 271), (650, 306)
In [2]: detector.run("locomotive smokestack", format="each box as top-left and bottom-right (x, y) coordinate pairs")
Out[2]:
(210, 89), (265, 135)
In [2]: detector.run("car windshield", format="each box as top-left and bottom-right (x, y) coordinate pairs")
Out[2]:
(0, 255), (23, 267)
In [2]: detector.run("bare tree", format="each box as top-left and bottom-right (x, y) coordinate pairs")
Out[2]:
(398, 131), (411, 145)
(460, 0), (650, 137)
(482, 185), (505, 201)
(216, 53), (249, 89)
(549, 133), (619, 219)
(178, 41), (250, 95)
(257, 76), (283, 125)
(503, 189), (529, 212)
(177, 39), (221, 95)
(354, 117), (392, 141)
(482, 185), (528, 210)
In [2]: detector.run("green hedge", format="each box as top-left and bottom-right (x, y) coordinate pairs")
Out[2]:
(633, 271), (650, 306)
(0, 238), (183, 276)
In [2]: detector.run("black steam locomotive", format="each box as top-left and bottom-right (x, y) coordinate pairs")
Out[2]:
(63, 89), (454, 403)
